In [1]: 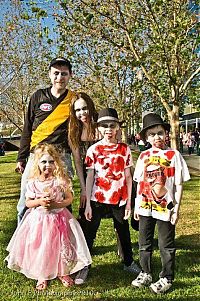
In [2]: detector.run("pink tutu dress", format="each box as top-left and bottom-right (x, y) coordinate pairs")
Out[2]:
(5, 178), (92, 281)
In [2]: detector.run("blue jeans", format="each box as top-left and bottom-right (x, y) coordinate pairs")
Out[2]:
(17, 151), (74, 224)
(139, 215), (175, 281)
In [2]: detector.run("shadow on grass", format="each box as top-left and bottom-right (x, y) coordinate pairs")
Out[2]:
(176, 234), (200, 249)
(183, 185), (200, 191)
(86, 234), (200, 298)
(0, 195), (19, 202)
(83, 261), (199, 301)
(0, 219), (17, 248)
(0, 159), (17, 164)
(137, 235), (200, 279)
(0, 173), (20, 180)
(92, 241), (139, 256)
(87, 262), (134, 289)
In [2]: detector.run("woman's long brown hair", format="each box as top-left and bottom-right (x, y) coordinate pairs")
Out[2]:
(68, 92), (98, 149)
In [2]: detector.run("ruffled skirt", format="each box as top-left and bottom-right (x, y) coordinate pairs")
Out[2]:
(5, 207), (92, 280)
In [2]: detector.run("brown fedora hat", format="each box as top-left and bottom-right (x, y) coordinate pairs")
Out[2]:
(139, 113), (170, 140)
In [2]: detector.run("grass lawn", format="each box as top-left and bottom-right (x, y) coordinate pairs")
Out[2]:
(0, 152), (199, 301)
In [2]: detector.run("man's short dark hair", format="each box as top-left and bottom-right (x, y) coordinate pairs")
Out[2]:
(49, 57), (72, 73)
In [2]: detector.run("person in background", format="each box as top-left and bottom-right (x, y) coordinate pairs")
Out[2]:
(179, 132), (184, 153)
(131, 133), (136, 145)
(16, 57), (76, 224)
(193, 128), (200, 155)
(131, 113), (190, 294)
(135, 133), (140, 145)
(186, 131), (195, 155)
(5, 144), (92, 290)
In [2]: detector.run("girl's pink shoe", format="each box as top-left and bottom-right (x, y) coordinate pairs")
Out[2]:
(36, 280), (48, 290)
(58, 275), (74, 287)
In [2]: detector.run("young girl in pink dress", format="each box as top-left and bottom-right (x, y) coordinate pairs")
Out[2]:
(5, 143), (92, 290)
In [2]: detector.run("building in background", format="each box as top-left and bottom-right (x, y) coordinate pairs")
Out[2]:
(180, 105), (200, 133)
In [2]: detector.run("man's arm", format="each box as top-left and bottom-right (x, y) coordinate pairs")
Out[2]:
(17, 93), (36, 164)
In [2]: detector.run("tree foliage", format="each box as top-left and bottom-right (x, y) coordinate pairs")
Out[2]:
(0, 1), (52, 132)
(56, 0), (199, 148)
(1, 0), (199, 147)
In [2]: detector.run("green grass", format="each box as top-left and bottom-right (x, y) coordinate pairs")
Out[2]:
(0, 152), (200, 301)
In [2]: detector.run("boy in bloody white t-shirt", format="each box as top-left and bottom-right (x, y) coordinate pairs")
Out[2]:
(84, 108), (141, 274)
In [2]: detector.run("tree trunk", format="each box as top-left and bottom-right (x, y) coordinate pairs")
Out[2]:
(168, 105), (180, 150)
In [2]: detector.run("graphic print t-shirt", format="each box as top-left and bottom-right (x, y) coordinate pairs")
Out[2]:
(133, 148), (190, 221)
(85, 140), (133, 206)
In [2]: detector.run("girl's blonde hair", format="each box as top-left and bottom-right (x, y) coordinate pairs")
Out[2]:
(68, 92), (98, 149)
(29, 143), (71, 186)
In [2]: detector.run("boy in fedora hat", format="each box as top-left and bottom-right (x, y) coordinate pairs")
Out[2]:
(131, 113), (190, 294)
(84, 108), (141, 274)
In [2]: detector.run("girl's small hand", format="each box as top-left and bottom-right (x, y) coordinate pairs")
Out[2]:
(38, 196), (52, 208)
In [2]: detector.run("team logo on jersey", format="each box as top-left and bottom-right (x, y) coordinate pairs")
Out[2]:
(40, 103), (52, 112)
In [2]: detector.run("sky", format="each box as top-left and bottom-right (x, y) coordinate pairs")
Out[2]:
(0, 0), (62, 55)
(0, 0), (59, 36)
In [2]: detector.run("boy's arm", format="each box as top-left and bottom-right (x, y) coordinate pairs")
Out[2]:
(170, 184), (183, 225)
(171, 151), (190, 225)
(124, 167), (132, 220)
(132, 155), (142, 221)
(133, 180), (140, 221)
(85, 169), (95, 221)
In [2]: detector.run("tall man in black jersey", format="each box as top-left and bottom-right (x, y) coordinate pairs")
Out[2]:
(16, 57), (76, 223)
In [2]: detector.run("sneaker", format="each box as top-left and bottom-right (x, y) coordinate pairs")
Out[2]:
(74, 266), (89, 285)
(150, 277), (172, 294)
(124, 261), (141, 274)
(131, 271), (152, 288)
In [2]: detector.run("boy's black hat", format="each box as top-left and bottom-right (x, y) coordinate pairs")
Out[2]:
(49, 57), (72, 70)
(97, 108), (123, 124)
(140, 113), (170, 140)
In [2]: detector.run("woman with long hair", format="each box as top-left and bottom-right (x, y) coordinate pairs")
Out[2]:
(68, 92), (98, 234)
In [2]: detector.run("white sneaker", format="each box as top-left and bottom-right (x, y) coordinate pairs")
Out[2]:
(131, 271), (152, 288)
(74, 266), (89, 285)
(150, 277), (172, 294)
